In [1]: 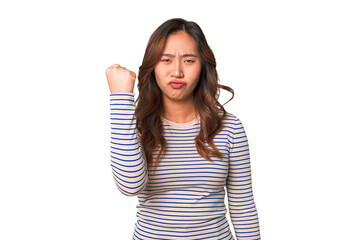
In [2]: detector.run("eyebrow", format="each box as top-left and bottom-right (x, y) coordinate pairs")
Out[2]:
(161, 53), (198, 58)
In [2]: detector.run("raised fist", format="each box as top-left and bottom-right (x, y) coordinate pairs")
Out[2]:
(105, 64), (136, 94)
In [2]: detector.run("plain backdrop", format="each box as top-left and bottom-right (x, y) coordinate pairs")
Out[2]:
(0, 0), (359, 239)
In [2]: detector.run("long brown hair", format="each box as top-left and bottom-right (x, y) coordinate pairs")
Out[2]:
(135, 18), (234, 169)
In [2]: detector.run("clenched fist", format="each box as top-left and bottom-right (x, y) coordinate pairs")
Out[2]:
(105, 64), (136, 94)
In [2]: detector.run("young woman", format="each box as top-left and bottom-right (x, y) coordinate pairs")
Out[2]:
(106, 18), (261, 240)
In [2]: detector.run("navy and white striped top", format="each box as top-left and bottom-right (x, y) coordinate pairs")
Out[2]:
(110, 93), (261, 239)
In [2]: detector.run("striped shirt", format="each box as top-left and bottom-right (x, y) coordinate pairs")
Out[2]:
(110, 93), (261, 239)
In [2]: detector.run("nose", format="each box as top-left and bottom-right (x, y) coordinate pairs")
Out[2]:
(171, 59), (184, 78)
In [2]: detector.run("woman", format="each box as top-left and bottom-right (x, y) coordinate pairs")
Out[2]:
(106, 18), (261, 240)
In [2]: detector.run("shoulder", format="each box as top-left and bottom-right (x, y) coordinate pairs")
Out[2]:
(221, 111), (248, 139)
(221, 112), (250, 153)
(222, 111), (243, 128)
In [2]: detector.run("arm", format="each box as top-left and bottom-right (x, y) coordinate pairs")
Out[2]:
(110, 93), (148, 196)
(226, 116), (261, 239)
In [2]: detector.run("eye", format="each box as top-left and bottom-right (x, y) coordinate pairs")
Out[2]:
(161, 59), (171, 62)
(184, 59), (195, 63)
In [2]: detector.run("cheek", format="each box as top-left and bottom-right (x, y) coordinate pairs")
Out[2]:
(190, 65), (202, 82)
(154, 71), (168, 91)
(192, 61), (201, 74)
(154, 67), (167, 82)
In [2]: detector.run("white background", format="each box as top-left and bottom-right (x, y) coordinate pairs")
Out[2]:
(1, 0), (359, 239)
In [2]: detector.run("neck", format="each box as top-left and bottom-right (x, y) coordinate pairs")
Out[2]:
(162, 96), (198, 123)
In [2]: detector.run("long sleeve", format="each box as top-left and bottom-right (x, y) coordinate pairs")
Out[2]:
(109, 93), (148, 196)
(226, 116), (261, 239)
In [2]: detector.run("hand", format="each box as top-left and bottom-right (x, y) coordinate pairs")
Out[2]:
(105, 64), (136, 94)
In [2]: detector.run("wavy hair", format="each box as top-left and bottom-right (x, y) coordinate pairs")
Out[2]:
(135, 18), (234, 170)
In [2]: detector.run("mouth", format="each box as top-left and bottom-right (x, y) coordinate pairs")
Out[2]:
(169, 81), (185, 89)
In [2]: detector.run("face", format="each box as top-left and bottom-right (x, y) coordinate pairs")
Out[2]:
(154, 31), (202, 104)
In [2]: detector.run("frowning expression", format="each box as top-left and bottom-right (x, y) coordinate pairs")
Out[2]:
(154, 31), (202, 103)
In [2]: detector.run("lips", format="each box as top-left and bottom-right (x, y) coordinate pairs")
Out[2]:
(169, 80), (185, 89)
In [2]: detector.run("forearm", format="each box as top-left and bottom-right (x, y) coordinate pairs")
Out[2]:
(109, 93), (148, 196)
(227, 171), (261, 239)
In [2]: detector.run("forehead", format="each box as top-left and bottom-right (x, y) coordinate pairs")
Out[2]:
(163, 31), (198, 54)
